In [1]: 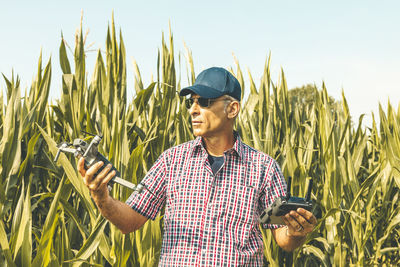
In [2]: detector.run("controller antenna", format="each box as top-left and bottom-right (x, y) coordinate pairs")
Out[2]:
(286, 176), (292, 200)
(305, 178), (313, 201)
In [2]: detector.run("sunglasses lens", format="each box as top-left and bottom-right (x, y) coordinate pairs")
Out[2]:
(185, 98), (212, 109)
(197, 98), (210, 107)
(185, 98), (193, 109)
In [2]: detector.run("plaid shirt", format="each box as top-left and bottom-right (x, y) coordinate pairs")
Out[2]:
(126, 134), (287, 266)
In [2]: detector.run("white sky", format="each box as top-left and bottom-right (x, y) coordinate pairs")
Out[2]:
(1, 1), (399, 127)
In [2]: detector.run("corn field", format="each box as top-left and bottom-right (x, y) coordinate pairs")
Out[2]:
(0, 17), (399, 266)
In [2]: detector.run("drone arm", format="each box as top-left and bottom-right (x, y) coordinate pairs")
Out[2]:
(54, 147), (81, 162)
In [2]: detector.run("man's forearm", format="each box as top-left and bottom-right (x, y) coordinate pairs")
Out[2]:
(94, 195), (148, 234)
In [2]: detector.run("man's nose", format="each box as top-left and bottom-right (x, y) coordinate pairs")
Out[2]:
(189, 100), (200, 115)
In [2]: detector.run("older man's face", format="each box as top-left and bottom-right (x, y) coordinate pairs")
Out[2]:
(188, 94), (231, 138)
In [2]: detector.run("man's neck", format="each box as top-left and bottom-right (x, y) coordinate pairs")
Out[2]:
(202, 132), (235, 156)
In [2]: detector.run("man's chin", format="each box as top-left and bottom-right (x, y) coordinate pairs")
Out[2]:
(192, 130), (203, 137)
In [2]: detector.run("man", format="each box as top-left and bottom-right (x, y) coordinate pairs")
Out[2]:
(78, 67), (317, 266)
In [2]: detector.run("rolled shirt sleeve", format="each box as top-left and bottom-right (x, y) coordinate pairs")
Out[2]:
(125, 152), (167, 220)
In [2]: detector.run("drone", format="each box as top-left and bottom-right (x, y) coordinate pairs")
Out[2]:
(54, 131), (148, 193)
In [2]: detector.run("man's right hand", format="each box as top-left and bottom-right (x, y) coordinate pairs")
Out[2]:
(77, 157), (148, 233)
(77, 157), (116, 204)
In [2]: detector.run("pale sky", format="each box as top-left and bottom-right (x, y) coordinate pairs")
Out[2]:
(1, 1), (399, 127)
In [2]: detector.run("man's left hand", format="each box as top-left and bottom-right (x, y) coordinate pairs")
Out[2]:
(281, 208), (317, 237)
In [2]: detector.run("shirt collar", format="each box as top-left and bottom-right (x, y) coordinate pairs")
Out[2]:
(231, 131), (245, 159)
(191, 131), (245, 160)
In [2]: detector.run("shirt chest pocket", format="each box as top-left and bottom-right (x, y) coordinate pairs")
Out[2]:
(223, 163), (259, 224)
(225, 183), (258, 224)
(223, 182), (258, 247)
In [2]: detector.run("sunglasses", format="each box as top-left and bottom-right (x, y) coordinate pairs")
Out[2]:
(185, 97), (229, 109)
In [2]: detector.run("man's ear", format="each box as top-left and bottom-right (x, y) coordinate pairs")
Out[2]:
(227, 101), (240, 119)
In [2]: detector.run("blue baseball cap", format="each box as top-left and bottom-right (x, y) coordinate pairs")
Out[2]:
(180, 67), (241, 101)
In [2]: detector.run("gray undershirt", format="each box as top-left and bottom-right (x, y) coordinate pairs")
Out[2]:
(208, 155), (224, 175)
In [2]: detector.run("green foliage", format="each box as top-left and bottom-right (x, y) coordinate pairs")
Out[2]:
(0, 16), (399, 266)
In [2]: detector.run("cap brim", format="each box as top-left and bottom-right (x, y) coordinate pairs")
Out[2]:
(179, 84), (225, 99)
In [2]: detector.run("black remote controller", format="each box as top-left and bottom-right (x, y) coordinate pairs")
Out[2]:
(259, 177), (313, 225)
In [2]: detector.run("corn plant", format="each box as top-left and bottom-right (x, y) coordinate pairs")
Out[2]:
(0, 15), (399, 266)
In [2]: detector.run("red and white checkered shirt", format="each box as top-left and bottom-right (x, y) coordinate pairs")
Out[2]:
(126, 134), (287, 266)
